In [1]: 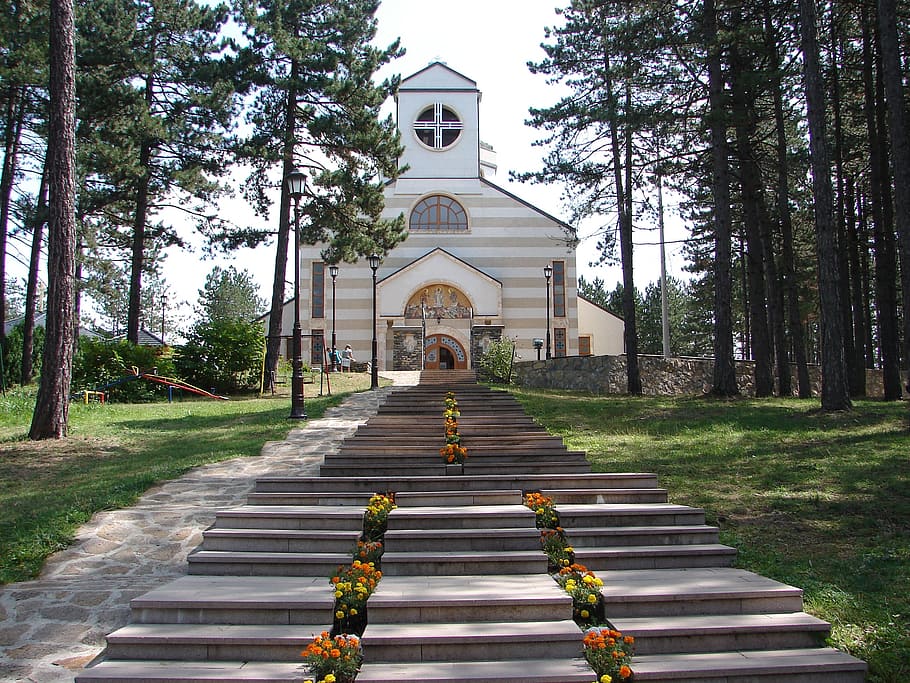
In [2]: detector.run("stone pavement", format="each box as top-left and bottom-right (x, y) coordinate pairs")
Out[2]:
(0, 373), (418, 683)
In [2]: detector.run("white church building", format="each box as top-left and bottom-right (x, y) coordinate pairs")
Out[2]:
(279, 62), (624, 372)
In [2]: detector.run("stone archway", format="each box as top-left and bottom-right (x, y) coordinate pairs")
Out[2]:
(424, 334), (468, 370)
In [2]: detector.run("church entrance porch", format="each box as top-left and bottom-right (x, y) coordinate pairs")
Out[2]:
(424, 334), (468, 370)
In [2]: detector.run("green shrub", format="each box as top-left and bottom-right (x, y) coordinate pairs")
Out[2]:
(477, 337), (515, 383)
(72, 339), (176, 402)
(173, 319), (264, 394)
(1, 323), (44, 387)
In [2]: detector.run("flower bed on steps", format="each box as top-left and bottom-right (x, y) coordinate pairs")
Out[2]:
(524, 492), (635, 683)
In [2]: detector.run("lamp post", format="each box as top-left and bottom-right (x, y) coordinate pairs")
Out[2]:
(544, 264), (553, 360)
(329, 264), (339, 367)
(160, 294), (167, 343)
(285, 168), (308, 419)
(368, 254), (380, 389)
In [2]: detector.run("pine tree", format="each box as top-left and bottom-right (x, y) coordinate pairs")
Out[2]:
(74, 0), (238, 345)
(195, 265), (265, 324)
(230, 0), (405, 391)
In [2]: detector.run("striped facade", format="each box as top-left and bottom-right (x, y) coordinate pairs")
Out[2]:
(286, 62), (623, 371)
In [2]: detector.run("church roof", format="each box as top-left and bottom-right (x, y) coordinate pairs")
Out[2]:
(399, 61), (478, 92)
(479, 177), (577, 237)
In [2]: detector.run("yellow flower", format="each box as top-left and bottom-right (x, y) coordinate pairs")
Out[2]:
(580, 609), (590, 618)
(587, 593), (598, 604)
(600, 676), (612, 683)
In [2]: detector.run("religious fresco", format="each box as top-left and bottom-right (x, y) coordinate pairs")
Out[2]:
(404, 285), (472, 320)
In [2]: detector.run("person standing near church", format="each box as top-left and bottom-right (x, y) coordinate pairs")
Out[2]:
(341, 344), (354, 372)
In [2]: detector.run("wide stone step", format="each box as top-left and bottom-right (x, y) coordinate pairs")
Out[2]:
(598, 568), (805, 617)
(366, 574), (572, 624)
(344, 434), (566, 446)
(629, 647), (866, 682)
(200, 528), (361, 553)
(127, 576), (333, 625)
(544, 488), (669, 504)
(355, 658), (595, 683)
(75, 660), (304, 682)
(361, 619), (583, 662)
(102, 623), (328, 661)
(187, 550), (350, 576)
(395, 489), (523, 506)
(253, 472), (661, 493)
(380, 550), (547, 576)
(319, 462), (592, 477)
(327, 449), (588, 463)
(611, 612), (831, 655)
(574, 543), (737, 570)
(387, 504), (535, 530)
(334, 444), (585, 457)
(555, 503), (706, 527)
(383, 527), (541, 552)
(244, 492), (372, 506)
(564, 524), (720, 547)
(354, 424), (541, 436)
(209, 505), (364, 530)
(320, 463), (445, 477)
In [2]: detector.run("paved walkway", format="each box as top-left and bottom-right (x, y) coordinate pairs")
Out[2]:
(0, 373), (419, 683)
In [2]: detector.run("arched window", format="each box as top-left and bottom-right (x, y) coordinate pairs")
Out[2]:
(409, 195), (468, 233)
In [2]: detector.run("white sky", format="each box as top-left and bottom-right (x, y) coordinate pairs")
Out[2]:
(8, 0), (691, 327)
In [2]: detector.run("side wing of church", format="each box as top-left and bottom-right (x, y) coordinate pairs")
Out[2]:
(286, 62), (624, 371)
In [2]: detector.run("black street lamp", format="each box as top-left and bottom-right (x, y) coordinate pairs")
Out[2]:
(329, 264), (339, 366)
(286, 168), (308, 419)
(160, 294), (167, 342)
(544, 264), (553, 360)
(368, 254), (380, 389)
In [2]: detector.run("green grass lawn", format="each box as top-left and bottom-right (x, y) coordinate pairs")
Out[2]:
(508, 388), (909, 683)
(0, 372), (375, 584)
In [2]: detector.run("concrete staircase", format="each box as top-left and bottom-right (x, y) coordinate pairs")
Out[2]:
(76, 369), (866, 682)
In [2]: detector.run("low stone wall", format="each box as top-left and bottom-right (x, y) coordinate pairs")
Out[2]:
(512, 354), (898, 398)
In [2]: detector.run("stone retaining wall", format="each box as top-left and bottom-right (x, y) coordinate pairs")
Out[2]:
(512, 354), (900, 398)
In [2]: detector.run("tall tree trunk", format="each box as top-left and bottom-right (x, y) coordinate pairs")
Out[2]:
(844, 176), (867, 394)
(22, 160), (49, 385)
(857, 193), (876, 368)
(264, 62), (299, 392)
(1, 85), (26, 343)
(862, 6), (902, 399)
(758, 194), (789, 397)
(127, 141), (152, 345)
(829, 19), (860, 396)
(730, 41), (773, 396)
(738, 234), (749, 360)
(705, 0), (738, 396)
(30, 0), (76, 440)
(619, 77), (641, 394)
(766, 0), (811, 396)
(877, 0), (910, 393)
(799, 0), (851, 411)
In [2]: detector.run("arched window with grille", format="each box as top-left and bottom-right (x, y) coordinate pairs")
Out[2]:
(409, 195), (468, 233)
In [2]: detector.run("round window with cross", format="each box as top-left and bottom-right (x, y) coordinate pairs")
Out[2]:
(414, 103), (463, 150)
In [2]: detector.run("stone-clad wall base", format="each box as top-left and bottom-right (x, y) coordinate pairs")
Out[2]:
(513, 354), (904, 398)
